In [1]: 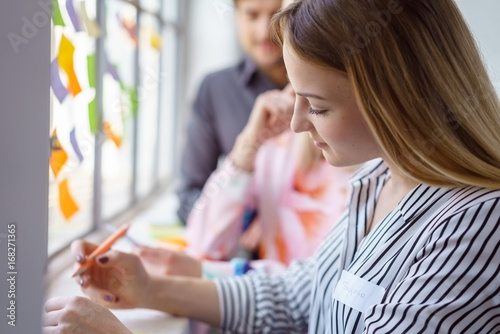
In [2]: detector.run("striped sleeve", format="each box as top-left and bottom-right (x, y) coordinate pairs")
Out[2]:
(364, 197), (500, 333)
(214, 258), (314, 333)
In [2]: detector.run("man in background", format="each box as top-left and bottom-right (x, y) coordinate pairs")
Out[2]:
(177, 0), (287, 223)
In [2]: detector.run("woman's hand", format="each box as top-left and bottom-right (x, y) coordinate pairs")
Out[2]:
(133, 246), (202, 278)
(231, 84), (295, 171)
(71, 240), (151, 309)
(42, 296), (133, 334)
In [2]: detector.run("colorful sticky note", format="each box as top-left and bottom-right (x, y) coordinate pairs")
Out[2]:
(57, 35), (82, 96)
(69, 128), (84, 162)
(59, 178), (79, 220)
(118, 15), (138, 45)
(103, 121), (122, 148)
(150, 31), (162, 50)
(77, 1), (101, 37)
(66, 0), (82, 31)
(50, 58), (69, 103)
(49, 130), (68, 177)
(87, 53), (96, 88)
(52, 0), (66, 26)
(105, 52), (121, 82)
(88, 98), (98, 134)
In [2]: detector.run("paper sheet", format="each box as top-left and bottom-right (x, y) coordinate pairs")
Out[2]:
(87, 53), (96, 87)
(119, 15), (138, 45)
(150, 31), (162, 50)
(52, 0), (66, 26)
(105, 51), (121, 82)
(88, 98), (98, 134)
(51, 58), (69, 103)
(57, 35), (82, 96)
(77, 1), (101, 37)
(49, 130), (68, 177)
(69, 128), (84, 162)
(59, 178), (79, 220)
(66, 0), (82, 31)
(103, 121), (122, 148)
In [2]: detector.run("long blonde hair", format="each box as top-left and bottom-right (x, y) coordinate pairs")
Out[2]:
(271, 0), (500, 188)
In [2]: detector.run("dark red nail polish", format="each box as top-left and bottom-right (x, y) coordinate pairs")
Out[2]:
(115, 296), (120, 303)
(98, 256), (109, 264)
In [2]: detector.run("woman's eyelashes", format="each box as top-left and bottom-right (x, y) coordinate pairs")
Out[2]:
(309, 107), (328, 115)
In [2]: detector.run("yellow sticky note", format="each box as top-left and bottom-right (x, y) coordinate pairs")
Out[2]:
(49, 130), (68, 177)
(103, 121), (123, 148)
(150, 31), (161, 50)
(59, 178), (79, 221)
(57, 35), (82, 96)
(77, 1), (101, 38)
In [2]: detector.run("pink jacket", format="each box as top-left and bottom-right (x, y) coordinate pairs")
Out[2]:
(186, 131), (353, 267)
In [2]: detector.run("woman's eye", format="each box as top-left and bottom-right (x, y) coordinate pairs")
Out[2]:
(309, 107), (327, 115)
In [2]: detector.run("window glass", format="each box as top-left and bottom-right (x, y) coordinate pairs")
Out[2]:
(136, 13), (161, 198)
(158, 26), (177, 181)
(101, 0), (137, 219)
(48, 0), (97, 255)
(141, 0), (160, 13)
(162, 0), (179, 21)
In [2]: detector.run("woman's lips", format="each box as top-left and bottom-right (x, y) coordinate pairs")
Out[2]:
(314, 141), (328, 149)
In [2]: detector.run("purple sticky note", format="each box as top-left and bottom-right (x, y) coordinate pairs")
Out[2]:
(66, 0), (82, 32)
(70, 128), (84, 162)
(51, 59), (69, 103)
(106, 54), (121, 82)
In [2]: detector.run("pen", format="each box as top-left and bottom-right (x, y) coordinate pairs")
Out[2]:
(104, 222), (141, 247)
(71, 224), (130, 277)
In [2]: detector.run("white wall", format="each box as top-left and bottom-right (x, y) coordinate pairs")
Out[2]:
(173, 0), (241, 177)
(183, 0), (241, 103)
(455, 0), (500, 93)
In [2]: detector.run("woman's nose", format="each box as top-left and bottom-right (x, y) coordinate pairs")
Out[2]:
(290, 105), (312, 133)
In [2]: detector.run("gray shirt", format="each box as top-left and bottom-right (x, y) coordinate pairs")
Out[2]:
(177, 57), (279, 222)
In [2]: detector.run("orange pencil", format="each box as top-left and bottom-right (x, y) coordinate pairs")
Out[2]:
(71, 224), (130, 277)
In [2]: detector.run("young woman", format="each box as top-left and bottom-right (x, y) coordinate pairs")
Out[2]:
(185, 84), (354, 268)
(43, 0), (500, 333)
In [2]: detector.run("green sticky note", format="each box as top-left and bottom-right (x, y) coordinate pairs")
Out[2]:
(130, 88), (138, 117)
(52, 0), (66, 26)
(87, 54), (96, 88)
(88, 98), (98, 134)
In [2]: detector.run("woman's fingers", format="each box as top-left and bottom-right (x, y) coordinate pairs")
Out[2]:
(71, 239), (98, 264)
(44, 296), (68, 313)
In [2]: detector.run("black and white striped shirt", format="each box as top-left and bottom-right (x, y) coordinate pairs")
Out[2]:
(215, 159), (500, 333)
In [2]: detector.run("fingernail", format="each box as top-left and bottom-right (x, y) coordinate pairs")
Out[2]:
(98, 256), (109, 264)
(76, 254), (83, 263)
(104, 295), (113, 302)
(79, 278), (84, 286)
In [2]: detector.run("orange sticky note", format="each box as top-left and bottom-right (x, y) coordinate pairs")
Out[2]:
(57, 35), (82, 96)
(49, 130), (68, 177)
(59, 178), (79, 220)
(103, 121), (122, 148)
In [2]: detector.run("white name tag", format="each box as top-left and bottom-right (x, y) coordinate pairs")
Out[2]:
(332, 270), (385, 314)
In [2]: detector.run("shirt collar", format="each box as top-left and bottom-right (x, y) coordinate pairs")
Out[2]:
(238, 56), (260, 86)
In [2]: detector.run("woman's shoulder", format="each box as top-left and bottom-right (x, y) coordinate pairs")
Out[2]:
(441, 186), (500, 216)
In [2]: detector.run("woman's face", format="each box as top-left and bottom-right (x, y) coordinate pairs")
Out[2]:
(283, 43), (382, 167)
